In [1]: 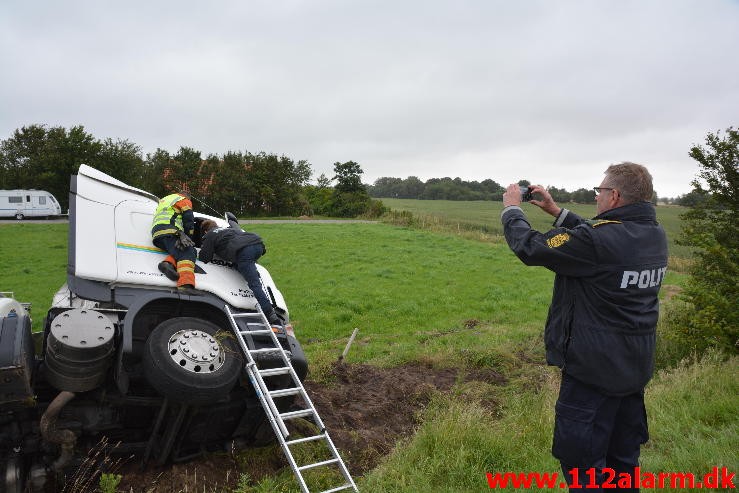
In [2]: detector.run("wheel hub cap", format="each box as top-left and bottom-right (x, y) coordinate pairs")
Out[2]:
(167, 329), (225, 373)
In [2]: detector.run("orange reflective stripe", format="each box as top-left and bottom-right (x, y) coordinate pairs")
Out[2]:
(177, 271), (195, 287)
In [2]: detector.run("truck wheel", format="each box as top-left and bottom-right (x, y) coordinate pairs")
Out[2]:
(142, 317), (242, 405)
(15, 213), (23, 220)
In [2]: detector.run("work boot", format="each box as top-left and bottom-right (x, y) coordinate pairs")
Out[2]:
(158, 261), (179, 282)
(267, 310), (283, 326)
(177, 284), (197, 295)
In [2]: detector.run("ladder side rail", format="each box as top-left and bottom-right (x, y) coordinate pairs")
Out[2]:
(285, 371), (327, 432)
(250, 361), (291, 438)
(261, 321), (328, 428)
(244, 363), (311, 493)
(241, 305), (313, 493)
(225, 305), (291, 438)
(258, 311), (359, 492)
(321, 431), (358, 491)
(224, 306), (258, 367)
(226, 305), (358, 492)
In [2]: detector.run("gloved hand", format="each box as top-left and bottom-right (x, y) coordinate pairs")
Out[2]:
(175, 230), (195, 249)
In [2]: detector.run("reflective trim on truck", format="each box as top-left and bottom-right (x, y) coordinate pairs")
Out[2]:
(116, 242), (167, 254)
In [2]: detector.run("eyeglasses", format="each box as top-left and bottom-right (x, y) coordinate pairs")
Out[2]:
(593, 187), (614, 195)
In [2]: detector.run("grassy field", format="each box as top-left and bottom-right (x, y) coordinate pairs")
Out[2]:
(379, 198), (693, 262)
(0, 223), (68, 326)
(1, 222), (735, 492)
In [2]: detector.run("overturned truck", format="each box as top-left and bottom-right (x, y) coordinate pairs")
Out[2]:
(0, 165), (308, 492)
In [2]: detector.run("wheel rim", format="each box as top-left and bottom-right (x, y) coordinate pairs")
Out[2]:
(167, 329), (225, 373)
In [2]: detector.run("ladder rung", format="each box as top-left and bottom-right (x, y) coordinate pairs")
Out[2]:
(280, 409), (314, 420)
(285, 433), (326, 446)
(231, 312), (262, 318)
(298, 458), (339, 472)
(320, 484), (356, 493)
(249, 348), (283, 354)
(259, 367), (291, 376)
(269, 387), (302, 398)
(240, 329), (273, 336)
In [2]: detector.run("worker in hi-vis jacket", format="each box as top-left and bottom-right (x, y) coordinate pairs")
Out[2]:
(151, 192), (197, 292)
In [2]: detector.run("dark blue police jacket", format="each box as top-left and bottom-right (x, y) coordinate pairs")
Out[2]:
(502, 201), (668, 396)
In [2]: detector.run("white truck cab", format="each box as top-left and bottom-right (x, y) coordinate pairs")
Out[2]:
(0, 165), (309, 491)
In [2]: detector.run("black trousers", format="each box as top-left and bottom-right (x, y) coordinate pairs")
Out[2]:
(553, 373), (649, 492)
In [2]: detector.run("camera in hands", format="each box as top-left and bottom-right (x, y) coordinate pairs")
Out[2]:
(520, 186), (533, 202)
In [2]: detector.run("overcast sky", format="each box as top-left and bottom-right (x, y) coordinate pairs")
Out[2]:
(2, 1), (737, 197)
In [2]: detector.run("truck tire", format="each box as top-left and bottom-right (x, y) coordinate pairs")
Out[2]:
(142, 317), (242, 405)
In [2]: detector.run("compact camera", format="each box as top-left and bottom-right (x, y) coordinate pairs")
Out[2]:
(520, 186), (533, 202)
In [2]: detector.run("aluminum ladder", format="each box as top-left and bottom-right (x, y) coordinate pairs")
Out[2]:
(224, 305), (359, 493)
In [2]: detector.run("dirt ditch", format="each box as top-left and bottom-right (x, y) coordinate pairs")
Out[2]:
(114, 361), (506, 492)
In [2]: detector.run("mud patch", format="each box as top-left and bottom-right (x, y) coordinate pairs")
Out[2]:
(303, 361), (505, 474)
(117, 455), (242, 492)
(115, 361), (505, 491)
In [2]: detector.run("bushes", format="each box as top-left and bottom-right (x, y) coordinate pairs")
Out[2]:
(675, 128), (738, 353)
(304, 161), (387, 218)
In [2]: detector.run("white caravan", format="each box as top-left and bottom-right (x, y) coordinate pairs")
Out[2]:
(0, 189), (62, 219)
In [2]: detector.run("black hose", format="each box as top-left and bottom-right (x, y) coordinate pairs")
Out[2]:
(39, 391), (77, 471)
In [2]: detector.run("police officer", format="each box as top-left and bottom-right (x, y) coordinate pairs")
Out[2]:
(198, 219), (283, 325)
(501, 162), (668, 492)
(151, 191), (198, 291)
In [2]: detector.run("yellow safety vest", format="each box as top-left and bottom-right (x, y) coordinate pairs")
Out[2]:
(151, 194), (190, 238)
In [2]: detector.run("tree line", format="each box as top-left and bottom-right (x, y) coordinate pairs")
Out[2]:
(0, 124), (381, 218)
(367, 176), (684, 204)
(368, 176), (602, 203)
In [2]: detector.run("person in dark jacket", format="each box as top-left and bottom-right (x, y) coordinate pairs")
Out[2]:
(199, 219), (282, 325)
(501, 162), (668, 492)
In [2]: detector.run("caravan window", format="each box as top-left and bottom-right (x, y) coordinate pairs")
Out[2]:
(39, 196), (47, 205)
(49, 195), (57, 203)
(26, 195), (30, 202)
(8, 196), (22, 203)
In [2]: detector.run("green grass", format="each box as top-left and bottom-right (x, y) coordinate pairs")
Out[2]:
(256, 223), (552, 369)
(0, 223), (68, 328)
(642, 350), (738, 490)
(1, 222), (734, 493)
(361, 350), (738, 493)
(380, 198), (694, 262)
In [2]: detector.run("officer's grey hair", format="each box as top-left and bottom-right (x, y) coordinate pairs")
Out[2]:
(604, 162), (654, 204)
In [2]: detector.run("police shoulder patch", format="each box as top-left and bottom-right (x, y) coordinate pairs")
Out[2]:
(587, 219), (622, 228)
(546, 232), (570, 248)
